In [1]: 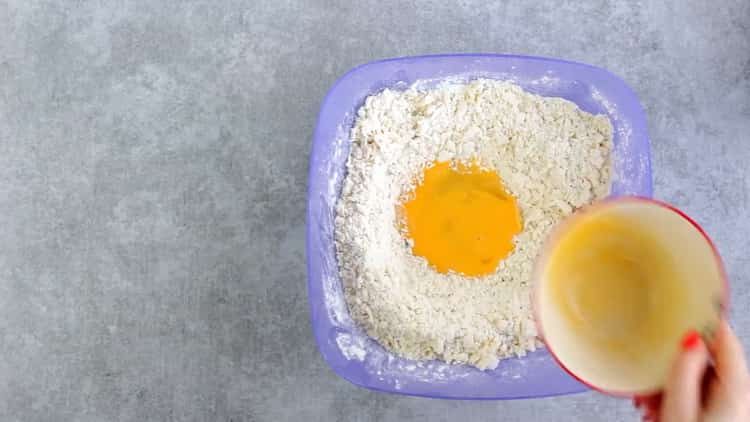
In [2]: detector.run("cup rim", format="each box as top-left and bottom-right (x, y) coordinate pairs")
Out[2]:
(532, 195), (730, 397)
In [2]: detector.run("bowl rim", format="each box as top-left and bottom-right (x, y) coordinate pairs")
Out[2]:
(307, 53), (654, 399)
(532, 196), (730, 397)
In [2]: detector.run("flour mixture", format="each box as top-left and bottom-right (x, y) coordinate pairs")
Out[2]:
(335, 79), (612, 369)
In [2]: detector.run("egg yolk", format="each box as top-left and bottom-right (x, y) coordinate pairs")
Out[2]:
(401, 161), (522, 276)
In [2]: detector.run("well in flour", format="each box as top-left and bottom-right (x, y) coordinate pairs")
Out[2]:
(335, 79), (612, 370)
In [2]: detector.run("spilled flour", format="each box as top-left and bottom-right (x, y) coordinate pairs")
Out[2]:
(335, 79), (612, 369)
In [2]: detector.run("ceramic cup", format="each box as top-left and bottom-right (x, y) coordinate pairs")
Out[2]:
(533, 196), (728, 395)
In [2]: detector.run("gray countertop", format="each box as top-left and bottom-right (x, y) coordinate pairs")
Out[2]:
(1, 1), (748, 421)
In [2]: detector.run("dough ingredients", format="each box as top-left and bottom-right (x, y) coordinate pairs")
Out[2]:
(335, 79), (612, 369)
(402, 160), (523, 277)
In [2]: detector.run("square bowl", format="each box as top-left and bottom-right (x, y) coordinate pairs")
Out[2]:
(307, 54), (652, 399)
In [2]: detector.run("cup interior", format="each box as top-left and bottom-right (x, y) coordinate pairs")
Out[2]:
(535, 197), (726, 395)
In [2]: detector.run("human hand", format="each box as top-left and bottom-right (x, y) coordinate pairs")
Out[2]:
(634, 320), (750, 421)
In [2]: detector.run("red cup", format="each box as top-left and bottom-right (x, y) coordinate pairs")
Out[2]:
(533, 197), (728, 396)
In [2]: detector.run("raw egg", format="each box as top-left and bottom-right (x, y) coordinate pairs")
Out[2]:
(401, 161), (522, 276)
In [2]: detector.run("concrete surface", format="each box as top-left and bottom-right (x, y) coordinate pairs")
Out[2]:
(0, 0), (748, 421)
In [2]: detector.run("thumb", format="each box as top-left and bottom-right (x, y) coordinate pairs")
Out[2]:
(660, 330), (710, 422)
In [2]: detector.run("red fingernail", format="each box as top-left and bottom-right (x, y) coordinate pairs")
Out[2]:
(681, 330), (701, 350)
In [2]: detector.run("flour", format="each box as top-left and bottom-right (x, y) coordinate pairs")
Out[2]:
(334, 79), (612, 370)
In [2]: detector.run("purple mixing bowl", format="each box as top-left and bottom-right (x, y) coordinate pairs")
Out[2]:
(307, 54), (652, 399)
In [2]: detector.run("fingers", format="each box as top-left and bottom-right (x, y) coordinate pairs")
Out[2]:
(709, 320), (750, 394)
(634, 394), (661, 421)
(660, 330), (710, 422)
